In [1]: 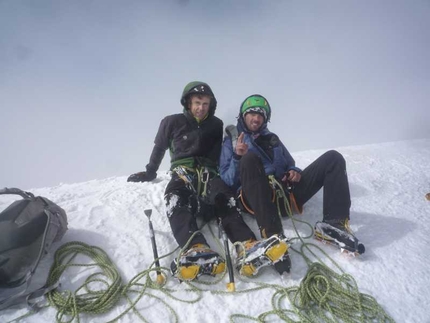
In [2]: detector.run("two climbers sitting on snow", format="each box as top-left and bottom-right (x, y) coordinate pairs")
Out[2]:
(127, 82), (364, 281)
(128, 81), (260, 281)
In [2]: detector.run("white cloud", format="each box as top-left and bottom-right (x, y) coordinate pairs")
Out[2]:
(1, 0), (429, 189)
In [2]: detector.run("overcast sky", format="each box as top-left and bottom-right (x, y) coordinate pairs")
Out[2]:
(1, 0), (429, 189)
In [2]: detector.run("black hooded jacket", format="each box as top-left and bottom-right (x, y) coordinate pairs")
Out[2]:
(145, 109), (223, 175)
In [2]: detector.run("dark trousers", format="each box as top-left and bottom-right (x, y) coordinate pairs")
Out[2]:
(165, 174), (256, 248)
(240, 150), (351, 238)
(239, 153), (283, 238)
(292, 150), (351, 221)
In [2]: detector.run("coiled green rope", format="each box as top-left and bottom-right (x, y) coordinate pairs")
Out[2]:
(44, 239), (209, 323)
(227, 242), (395, 323)
(45, 241), (123, 322)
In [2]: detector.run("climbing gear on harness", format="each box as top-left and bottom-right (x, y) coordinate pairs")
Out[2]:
(173, 165), (212, 198)
(281, 177), (303, 215)
(268, 175), (295, 217)
(239, 175), (301, 218)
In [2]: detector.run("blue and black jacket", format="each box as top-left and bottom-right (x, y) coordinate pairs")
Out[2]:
(219, 117), (301, 193)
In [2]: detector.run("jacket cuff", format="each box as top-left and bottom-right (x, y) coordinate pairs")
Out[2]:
(287, 166), (302, 173)
(145, 165), (158, 176)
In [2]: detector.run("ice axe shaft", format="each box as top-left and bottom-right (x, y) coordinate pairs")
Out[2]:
(219, 221), (235, 292)
(145, 209), (165, 285)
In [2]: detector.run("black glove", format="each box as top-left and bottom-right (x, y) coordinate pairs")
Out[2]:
(127, 171), (156, 183)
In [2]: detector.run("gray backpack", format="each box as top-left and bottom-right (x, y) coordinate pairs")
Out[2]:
(0, 187), (68, 310)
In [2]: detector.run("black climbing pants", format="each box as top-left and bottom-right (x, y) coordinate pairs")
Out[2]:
(165, 174), (256, 249)
(239, 150), (351, 238)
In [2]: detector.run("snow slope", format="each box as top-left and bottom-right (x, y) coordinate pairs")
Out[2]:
(1, 139), (429, 323)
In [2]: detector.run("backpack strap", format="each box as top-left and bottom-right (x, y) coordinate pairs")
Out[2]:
(26, 280), (60, 311)
(0, 187), (34, 199)
(0, 279), (60, 311)
(225, 125), (239, 151)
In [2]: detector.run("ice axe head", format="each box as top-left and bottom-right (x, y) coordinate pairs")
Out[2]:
(144, 209), (152, 219)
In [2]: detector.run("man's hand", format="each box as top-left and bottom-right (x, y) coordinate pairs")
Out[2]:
(282, 170), (301, 183)
(127, 171), (157, 183)
(235, 132), (248, 156)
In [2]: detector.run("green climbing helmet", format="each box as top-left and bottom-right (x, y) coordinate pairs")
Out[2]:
(240, 94), (271, 122)
(180, 81), (217, 111)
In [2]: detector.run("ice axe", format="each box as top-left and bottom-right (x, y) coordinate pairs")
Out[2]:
(144, 209), (165, 285)
(219, 221), (235, 292)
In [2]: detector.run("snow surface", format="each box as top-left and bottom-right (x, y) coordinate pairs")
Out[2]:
(1, 139), (430, 323)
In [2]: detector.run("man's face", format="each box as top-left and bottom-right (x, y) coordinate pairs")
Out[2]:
(189, 95), (211, 120)
(244, 112), (264, 132)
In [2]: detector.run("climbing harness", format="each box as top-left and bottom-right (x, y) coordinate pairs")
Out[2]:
(173, 165), (213, 198)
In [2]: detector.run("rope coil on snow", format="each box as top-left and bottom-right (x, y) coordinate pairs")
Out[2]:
(46, 238), (214, 323)
(45, 241), (123, 322)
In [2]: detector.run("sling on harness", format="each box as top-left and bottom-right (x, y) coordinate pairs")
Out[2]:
(173, 165), (214, 197)
(238, 176), (302, 218)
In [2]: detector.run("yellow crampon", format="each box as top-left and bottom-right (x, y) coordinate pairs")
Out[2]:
(173, 244), (226, 281)
(237, 236), (289, 277)
(266, 240), (288, 262)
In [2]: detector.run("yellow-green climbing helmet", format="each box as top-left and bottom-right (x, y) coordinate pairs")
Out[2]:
(240, 94), (271, 122)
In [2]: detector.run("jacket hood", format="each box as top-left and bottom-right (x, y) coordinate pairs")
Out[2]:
(180, 81), (217, 117)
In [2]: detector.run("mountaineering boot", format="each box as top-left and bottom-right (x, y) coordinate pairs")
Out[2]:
(314, 219), (365, 255)
(273, 253), (292, 275)
(236, 234), (290, 277)
(170, 244), (226, 281)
